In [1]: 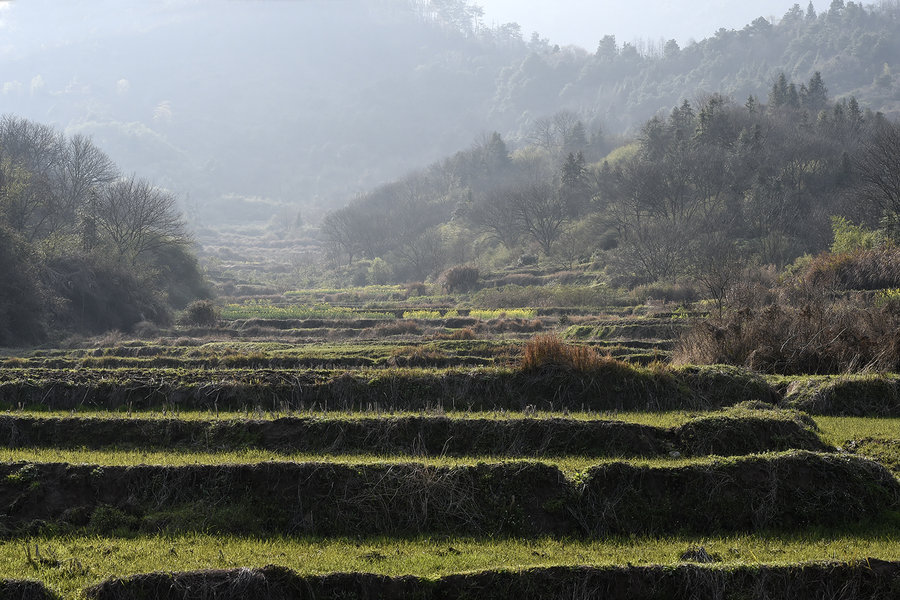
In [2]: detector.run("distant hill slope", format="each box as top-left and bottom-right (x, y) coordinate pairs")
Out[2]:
(493, 1), (900, 134)
(0, 0), (897, 224)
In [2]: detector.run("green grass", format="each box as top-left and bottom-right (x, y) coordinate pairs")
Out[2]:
(0, 448), (726, 474)
(2, 340), (518, 368)
(0, 408), (701, 427)
(2, 408), (895, 447)
(814, 416), (900, 473)
(468, 308), (536, 320)
(815, 416), (900, 446)
(284, 284), (409, 298)
(12, 530), (900, 598)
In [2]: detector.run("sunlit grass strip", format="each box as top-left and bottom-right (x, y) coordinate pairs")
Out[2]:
(3, 410), (895, 440)
(220, 301), (393, 320)
(0, 408), (700, 427)
(0, 448), (720, 473)
(401, 309), (462, 319)
(284, 285), (408, 297)
(13, 532), (900, 599)
(815, 416), (900, 446)
(469, 308), (536, 320)
(402, 310), (443, 319)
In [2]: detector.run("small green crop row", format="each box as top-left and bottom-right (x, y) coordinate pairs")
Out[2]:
(221, 301), (394, 320)
(392, 308), (539, 320)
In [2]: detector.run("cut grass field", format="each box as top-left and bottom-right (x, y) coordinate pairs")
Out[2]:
(12, 531), (900, 599)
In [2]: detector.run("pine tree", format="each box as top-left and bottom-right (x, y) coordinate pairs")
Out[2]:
(803, 72), (828, 111)
(768, 73), (789, 108)
(806, 1), (817, 19)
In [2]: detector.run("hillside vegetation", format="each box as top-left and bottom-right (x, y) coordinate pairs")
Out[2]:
(320, 72), (900, 290)
(0, 117), (208, 346)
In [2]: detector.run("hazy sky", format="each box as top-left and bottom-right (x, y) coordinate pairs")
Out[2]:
(479, 0), (825, 48)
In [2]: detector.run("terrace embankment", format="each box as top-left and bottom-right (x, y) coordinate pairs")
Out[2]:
(1, 451), (895, 537)
(0, 409), (828, 458)
(6, 363), (900, 416)
(0, 363), (777, 412)
(84, 561), (900, 600)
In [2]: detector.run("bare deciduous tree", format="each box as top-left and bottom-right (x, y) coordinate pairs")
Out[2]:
(511, 181), (568, 255)
(395, 227), (445, 281)
(59, 134), (118, 212)
(857, 120), (900, 221)
(467, 187), (521, 249)
(96, 175), (188, 264)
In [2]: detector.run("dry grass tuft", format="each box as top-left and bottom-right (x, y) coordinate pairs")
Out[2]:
(676, 290), (900, 374)
(373, 320), (421, 337)
(434, 327), (476, 340)
(521, 333), (625, 374)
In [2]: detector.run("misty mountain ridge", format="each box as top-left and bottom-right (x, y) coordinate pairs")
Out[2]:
(1, 0), (898, 226)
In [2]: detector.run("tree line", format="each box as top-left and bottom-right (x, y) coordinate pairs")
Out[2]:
(494, 1), (900, 136)
(0, 116), (208, 345)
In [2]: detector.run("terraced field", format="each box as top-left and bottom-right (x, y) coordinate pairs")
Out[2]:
(0, 303), (897, 598)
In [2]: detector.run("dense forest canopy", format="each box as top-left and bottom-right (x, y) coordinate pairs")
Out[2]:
(0, 117), (208, 346)
(0, 0), (899, 227)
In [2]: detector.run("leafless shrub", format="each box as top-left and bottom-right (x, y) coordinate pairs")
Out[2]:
(676, 268), (900, 374)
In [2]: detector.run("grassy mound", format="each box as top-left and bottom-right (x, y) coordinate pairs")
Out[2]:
(845, 438), (900, 475)
(84, 561), (900, 600)
(0, 461), (572, 537)
(784, 375), (900, 416)
(673, 409), (828, 456)
(0, 580), (56, 600)
(0, 415), (672, 458)
(578, 451), (899, 535)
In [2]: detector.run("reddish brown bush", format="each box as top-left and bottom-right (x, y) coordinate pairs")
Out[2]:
(373, 320), (421, 337)
(521, 333), (625, 374)
(405, 282), (428, 297)
(438, 327), (475, 340)
(441, 265), (480, 293)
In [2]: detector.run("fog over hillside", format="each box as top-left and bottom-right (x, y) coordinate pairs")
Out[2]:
(0, 0), (896, 228)
(479, 0), (826, 47)
(1, 1), (529, 224)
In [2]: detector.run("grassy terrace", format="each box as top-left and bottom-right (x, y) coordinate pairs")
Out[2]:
(0, 416), (890, 478)
(0, 448), (828, 471)
(12, 531), (900, 598)
(0, 408), (892, 435)
(0, 319), (896, 598)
